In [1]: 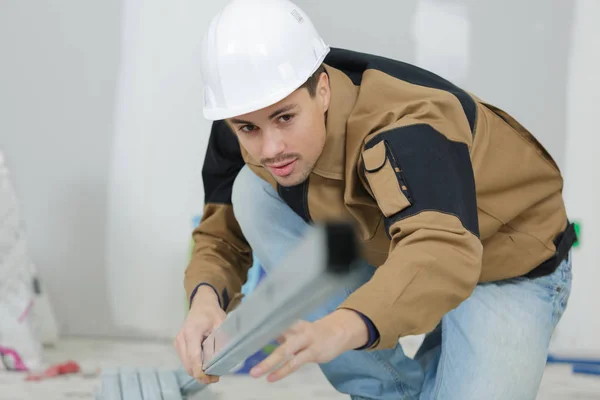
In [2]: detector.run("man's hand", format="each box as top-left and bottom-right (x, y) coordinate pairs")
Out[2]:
(174, 286), (226, 385)
(249, 309), (369, 383)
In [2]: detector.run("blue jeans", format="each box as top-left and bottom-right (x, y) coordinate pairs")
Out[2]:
(231, 166), (572, 400)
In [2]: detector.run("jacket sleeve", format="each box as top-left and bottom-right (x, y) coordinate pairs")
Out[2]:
(184, 120), (253, 311)
(339, 121), (483, 350)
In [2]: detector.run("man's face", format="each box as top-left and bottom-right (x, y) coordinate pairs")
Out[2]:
(228, 72), (331, 187)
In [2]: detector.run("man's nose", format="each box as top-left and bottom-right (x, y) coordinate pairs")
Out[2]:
(261, 129), (286, 159)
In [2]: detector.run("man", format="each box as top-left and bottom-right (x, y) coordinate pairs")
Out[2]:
(175, 0), (576, 399)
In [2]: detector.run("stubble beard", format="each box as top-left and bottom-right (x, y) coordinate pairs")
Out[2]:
(275, 161), (314, 187)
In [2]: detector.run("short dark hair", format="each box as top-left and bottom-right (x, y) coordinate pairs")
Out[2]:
(299, 64), (326, 97)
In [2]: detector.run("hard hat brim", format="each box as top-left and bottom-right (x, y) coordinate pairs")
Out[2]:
(202, 47), (330, 121)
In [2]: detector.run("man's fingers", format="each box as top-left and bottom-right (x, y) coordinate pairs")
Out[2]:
(267, 347), (313, 383)
(250, 332), (308, 378)
(185, 332), (210, 383)
(174, 336), (193, 376)
(287, 320), (306, 334)
(249, 348), (287, 379)
(275, 321), (307, 345)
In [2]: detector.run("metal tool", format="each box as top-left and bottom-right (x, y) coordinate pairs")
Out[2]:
(95, 222), (362, 399)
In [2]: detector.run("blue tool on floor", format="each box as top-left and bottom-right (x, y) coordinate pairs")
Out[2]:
(547, 354), (600, 366)
(95, 222), (362, 399)
(547, 354), (600, 378)
(572, 364), (600, 376)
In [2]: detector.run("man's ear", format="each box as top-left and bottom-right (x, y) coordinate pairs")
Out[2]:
(317, 72), (331, 113)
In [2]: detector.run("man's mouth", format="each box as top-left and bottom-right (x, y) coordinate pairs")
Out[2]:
(267, 159), (298, 177)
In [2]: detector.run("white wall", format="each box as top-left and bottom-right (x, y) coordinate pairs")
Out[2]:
(297, 0), (573, 169)
(103, 0), (226, 339)
(0, 0), (230, 339)
(549, 0), (600, 358)
(0, 1), (126, 337)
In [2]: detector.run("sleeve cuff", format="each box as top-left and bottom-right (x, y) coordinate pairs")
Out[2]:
(354, 311), (380, 350)
(189, 282), (230, 310)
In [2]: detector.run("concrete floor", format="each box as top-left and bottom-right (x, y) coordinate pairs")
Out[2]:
(1, 337), (600, 399)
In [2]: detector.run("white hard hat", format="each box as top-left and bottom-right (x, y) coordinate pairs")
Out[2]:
(200, 0), (330, 121)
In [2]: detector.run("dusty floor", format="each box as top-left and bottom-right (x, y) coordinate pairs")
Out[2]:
(1, 337), (599, 399)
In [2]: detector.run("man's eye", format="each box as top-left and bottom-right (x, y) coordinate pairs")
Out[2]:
(240, 125), (257, 133)
(278, 114), (294, 123)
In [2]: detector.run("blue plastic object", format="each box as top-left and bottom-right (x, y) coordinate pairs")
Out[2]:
(572, 364), (600, 376)
(547, 354), (600, 366)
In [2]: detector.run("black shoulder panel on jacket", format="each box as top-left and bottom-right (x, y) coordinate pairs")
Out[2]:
(364, 124), (479, 237)
(202, 120), (245, 204)
(325, 48), (476, 134)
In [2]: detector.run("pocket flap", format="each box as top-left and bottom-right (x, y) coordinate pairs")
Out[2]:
(362, 141), (387, 172)
(362, 140), (412, 218)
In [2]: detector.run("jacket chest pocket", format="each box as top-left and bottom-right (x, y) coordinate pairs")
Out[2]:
(362, 140), (413, 218)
